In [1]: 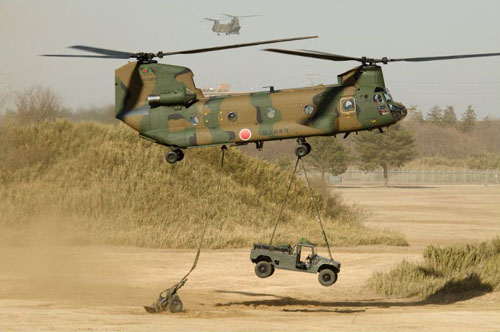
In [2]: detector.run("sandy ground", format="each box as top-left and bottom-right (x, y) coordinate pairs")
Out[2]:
(1, 185), (499, 332)
(335, 184), (500, 248)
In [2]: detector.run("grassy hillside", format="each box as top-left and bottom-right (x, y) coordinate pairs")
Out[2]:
(367, 238), (500, 301)
(0, 120), (407, 248)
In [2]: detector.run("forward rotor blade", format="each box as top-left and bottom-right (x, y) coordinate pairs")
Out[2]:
(264, 48), (361, 62)
(389, 52), (500, 62)
(68, 45), (133, 58)
(40, 54), (125, 59)
(161, 36), (318, 56)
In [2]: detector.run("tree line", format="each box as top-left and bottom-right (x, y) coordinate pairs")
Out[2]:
(406, 104), (482, 133)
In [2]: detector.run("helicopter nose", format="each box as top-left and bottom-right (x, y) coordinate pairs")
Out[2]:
(388, 102), (407, 121)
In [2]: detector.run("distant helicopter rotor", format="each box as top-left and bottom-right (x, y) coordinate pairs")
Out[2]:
(222, 14), (261, 19)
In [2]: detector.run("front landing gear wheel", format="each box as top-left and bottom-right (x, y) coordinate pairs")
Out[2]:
(304, 142), (311, 153)
(318, 269), (338, 287)
(255, 261), (274, 278)
(295, 144), (309, 158)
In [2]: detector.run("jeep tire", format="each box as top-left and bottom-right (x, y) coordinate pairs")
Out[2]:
(255, 261), (274, 278)
(318, 269), (337, 286)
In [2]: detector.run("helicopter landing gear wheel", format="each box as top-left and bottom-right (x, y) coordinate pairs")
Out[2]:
(295, 138), (311, 158)
(175, 149), (184, 162)
(304, 142), (311, 153)
(166, 149), (184, 164)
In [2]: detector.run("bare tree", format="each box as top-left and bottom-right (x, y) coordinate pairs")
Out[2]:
(7, 86), (64, 123)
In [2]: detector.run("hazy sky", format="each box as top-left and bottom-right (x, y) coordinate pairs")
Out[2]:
(1, 0), (499, 118)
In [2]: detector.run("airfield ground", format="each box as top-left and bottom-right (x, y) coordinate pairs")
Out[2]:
(1, 185), (499, 332)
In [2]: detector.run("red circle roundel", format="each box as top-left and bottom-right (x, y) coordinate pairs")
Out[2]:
(239, 128), (252, 141)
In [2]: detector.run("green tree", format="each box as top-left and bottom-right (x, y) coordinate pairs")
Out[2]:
(427, 105), (443, 124)
(442, 105), (457, 127)
(308, 136), (349, 178)
(353, 125), (417, 186)
(460, 105), (477, 133)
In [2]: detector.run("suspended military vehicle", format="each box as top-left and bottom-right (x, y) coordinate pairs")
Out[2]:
(204, 14), (261, 35)
(43, 39), (500, 164)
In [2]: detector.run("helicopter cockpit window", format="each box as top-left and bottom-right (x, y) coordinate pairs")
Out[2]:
(341, 98), (356, 113)
(228, 111), (238, 122)
(383, 89), (393, 101)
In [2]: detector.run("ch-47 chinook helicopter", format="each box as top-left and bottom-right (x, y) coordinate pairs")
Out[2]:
(44, 40), (500, 164)
(204, 14), (260, 35)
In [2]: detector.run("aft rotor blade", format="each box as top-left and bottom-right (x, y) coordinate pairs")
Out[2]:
(161, 36), (318, 56)
(389, 52), (500, 62)
(264, 48), (362, 62)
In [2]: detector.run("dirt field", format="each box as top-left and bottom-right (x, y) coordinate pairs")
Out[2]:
(335, 184), (500, 248)
(1, 185), (499, 332)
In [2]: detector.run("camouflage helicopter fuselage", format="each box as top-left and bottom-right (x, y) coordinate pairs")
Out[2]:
(115, 61), (407, 158)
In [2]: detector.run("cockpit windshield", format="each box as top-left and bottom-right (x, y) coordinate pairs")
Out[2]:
(383, 89), (393, 102)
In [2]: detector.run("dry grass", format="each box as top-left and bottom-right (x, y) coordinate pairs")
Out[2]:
(402, 120), (500, 170)
(404, 155), (500, 171)
(0, 120), (407, 248)
(367, 238), (500, 301)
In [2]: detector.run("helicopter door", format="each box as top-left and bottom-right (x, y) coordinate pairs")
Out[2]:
(338, 97), (361, 131)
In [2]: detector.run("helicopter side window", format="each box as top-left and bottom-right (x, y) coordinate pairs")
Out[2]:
(266, 107), (276, 118)
(190, 116), (199, 125)
(304, 104), (315, 115)
(373, 94), (383, 103)
(228, 112), (238, 122)
(340, 97), (356, 113)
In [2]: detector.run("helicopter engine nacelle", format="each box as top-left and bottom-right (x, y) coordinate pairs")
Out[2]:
(147, 87), (197, 107)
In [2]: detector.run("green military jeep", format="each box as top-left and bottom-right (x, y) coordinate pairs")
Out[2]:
(250, 241), (341, 286)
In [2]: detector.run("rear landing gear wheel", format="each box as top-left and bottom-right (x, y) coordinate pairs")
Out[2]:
(166, 151), (178, 164)
(166, 149), (184, 164)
